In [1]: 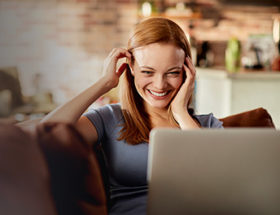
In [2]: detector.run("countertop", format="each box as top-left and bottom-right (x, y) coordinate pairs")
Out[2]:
(196, 67), (280, 80)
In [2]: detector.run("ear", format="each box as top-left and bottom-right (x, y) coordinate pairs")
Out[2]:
(130, 66), (135, 76)
(127, 58), (135, 76)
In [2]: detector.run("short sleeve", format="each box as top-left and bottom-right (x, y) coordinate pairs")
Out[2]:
(83, 107), (105, 143)
(194, 113), (224, 128)
(83, 104), (123, 143)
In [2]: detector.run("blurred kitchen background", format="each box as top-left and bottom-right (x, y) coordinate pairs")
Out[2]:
(0, 0), (280, 127)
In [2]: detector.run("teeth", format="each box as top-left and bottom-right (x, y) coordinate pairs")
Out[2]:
(149, 90), (168, 97)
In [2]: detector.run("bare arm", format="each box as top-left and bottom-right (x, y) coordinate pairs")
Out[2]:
(41, 78), (113, 124)
(41, 48), (131, 144)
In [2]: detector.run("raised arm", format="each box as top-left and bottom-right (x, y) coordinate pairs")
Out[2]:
(170, 56), (200, 129)
(41, 48), (131, 144)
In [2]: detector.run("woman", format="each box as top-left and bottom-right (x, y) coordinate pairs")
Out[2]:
(42, 17), (223, 215)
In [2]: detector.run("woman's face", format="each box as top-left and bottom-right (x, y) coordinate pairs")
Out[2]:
(130, 43), (185, 110)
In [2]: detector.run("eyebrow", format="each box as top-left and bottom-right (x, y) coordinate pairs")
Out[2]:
(139, 66), (182, 72)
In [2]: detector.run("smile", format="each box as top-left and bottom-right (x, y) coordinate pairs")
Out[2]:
(148, 90), (169, 97)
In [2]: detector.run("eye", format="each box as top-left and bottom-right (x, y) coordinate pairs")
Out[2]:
(167, 71), (181, 77)
(141, 70), (153, 75)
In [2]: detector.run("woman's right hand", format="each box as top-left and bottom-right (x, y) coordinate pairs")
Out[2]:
(102, 48), (132, 89)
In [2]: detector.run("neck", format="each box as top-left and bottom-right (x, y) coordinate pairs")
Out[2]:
(144, 103), (169, 118)
(144, 103), (178, 128)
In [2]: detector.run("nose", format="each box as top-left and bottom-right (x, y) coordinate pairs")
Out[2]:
(153, 75), (166, 90)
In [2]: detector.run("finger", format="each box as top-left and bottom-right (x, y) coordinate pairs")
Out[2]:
(185, 57), (196, 76)
(124, 51), (132, 62)
(114, 49), (132, 62)
(108, 48), (116, 57)
(183, 66), (195, 93)
(183, 63), (193, 82)
(109, 48), (122, 57)
(116, 63), (128, 77)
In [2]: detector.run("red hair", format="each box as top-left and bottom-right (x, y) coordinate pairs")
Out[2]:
(118, 17), (192, 145)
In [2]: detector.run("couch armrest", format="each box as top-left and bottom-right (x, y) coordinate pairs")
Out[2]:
(16, 118), (43, 134)
(0, 124), (57, 215)
(219, 108), (275, 128)
(37, 122), (107, 215)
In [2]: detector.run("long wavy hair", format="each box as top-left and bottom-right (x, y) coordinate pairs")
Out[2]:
(118, 17), (192, 145)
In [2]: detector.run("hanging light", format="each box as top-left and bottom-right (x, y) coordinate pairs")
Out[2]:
(273, 18), (280, 43)
(141, 1), (152, 17)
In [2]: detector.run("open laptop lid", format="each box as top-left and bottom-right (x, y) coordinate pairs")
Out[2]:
(147, 128), (280, 215)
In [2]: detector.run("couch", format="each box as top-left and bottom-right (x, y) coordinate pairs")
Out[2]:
(0, 107), (275, 215)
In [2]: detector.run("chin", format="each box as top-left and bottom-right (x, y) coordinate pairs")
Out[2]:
(146, 100), (170, 109)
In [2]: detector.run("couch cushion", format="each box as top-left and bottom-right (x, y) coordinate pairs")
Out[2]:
(219, 108), (275, 128)
(37, 122), (107, 215)
(0, 123), (57, 215)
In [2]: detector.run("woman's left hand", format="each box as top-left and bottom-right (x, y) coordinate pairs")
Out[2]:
(170, 56), (196, 122)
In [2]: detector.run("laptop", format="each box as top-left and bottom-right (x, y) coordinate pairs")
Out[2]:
(147, 128), (280, 215)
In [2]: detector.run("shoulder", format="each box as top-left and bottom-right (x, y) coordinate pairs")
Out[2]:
(83, 104), (124, 143)
(193, 113), (223, 128)
(84, 103), (123, 124)
(91, 103), (122, 116)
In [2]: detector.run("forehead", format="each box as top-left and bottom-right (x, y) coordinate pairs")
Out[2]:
(133, 43), (185, 68)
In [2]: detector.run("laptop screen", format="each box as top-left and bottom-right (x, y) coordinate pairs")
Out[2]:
(147, 128), (280, 215)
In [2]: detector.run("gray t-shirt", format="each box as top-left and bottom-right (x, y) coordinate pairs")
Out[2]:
(84, 103), (223, 215)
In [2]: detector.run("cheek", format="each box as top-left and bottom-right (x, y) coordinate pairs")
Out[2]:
(134, 75), (149, 89)
(170, 77), (183, 89)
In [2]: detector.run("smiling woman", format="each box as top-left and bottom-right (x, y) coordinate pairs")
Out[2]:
(119, 18), (200, 144)
(41, 17), (223, 215)
(132, 43), (184, 111)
